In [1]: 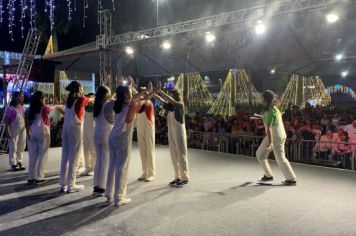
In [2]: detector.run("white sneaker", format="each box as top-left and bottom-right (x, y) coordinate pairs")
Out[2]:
(76, 167), (86, 175)
(144, 176), (155, 182)
(114, 197), (132, 206)
(67, 185), (85, 193)
(87, 171), (94, 176)
(60, 186), (68, 193)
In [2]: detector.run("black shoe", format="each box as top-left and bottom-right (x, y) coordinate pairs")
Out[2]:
(169, 179), (180, 186)
(17, 163), (26, 171)
(259, 175), (274, 182)
(11, 165), (20, 171)
(27, 179), (35, 185)
(282, 180), (297, 186)
(138, 176), (146, 181)
(174, 180), (189, 188)
(93, 186), (105, 196)
(35, 179), (47, 185)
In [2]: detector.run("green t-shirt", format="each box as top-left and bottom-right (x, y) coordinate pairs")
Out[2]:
(263, 106), (279, 126)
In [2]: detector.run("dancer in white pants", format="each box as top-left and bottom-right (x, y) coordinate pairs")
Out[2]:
(254, 90), (297, 185)
(137, 84), (156, 182)
(5, 92), (27, 172)
(106, 78), (150, 206)
(156, 88), (190, 188)
(25, 91), (63, 184)
(83, 93), (96, 176)
(60, 81), (94, 193)
(93, 86), (113, 195)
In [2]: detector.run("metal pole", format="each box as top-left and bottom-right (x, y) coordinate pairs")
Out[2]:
(156, 0), (159, 27)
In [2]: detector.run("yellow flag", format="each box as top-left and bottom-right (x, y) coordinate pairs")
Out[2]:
(44, 35), (54, 55)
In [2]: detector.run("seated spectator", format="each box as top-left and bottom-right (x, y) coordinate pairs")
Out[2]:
(344, 119), (356, 137)
(315, 129), (333, 160)
(333, 131), (353, 166)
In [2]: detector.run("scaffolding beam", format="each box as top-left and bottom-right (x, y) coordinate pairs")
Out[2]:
(106, 0), (347, 47)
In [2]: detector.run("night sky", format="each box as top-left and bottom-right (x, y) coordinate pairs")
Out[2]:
(0, 0), (261, 53)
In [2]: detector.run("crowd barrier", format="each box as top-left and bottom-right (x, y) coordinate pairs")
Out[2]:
(184, 131), (356, 171)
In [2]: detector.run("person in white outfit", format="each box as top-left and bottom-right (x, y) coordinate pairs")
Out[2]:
(106, 78), (150, 206)
(5, 92), (27, 172)
(155, 88), (190, 188)
(253, 90), (297, 185)
(83, 93), (96, 176)
(137, 82), (156, 182)
(59, 81), (95, 193)
(25, 91), (63, 185)
(93, 86), (113, 195)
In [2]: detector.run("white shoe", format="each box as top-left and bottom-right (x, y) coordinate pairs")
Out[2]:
(67, 185), (85, 193)
(76, 167), (86, 175)
(60, 186), (68, 193)
(87, 171), (94, 176)
(144, 176), (155, 182)
(115, 197), (132, 206)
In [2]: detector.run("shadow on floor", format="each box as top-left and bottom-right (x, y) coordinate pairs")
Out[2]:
(0, 203), (117, 236)
(0, 188), (64, 216)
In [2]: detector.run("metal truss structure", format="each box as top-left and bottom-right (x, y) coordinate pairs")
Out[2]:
(105, 0), (348, 47)
(97, 10), (113, 89)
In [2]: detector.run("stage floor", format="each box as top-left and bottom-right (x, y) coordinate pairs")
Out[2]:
(1, 144), (356, 236)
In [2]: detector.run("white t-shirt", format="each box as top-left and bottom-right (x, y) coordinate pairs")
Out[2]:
(344, 124), (356, 136)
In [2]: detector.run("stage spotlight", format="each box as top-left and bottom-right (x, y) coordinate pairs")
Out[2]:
(335, 53), (343, 61)
(125, 46), (134, 55)
(162, 41), (172, 50)
(341, 70), (348, 78)
(270, 68), (276, 74)
(326, 13), (339, 23)
(255, 21), (266, 35)
(205, 32), (216, 43)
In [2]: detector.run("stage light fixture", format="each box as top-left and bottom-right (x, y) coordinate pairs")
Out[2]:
(205, 32), (216, 43)
(162, 40), (172, 50)
(270, 68), (276, 74)
(255, 21), (266, 35)
(125, 46), (134, 55)
(341, 70), (348, 78)
(326, 13), (339, 23)
(335, 53), (343, 61)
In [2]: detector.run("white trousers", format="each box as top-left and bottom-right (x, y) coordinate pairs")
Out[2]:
(94, 142), (109, 189)
(137, 120), (155, 178)
(8, 129), (26, 166)
(256, 137), (297, 181)
(106, 128), (132, 201)
(28, 134), (50, 180)
(83, 131), (96, 171)
(60, 126), (83, 187)
(168, 124), (189, 181)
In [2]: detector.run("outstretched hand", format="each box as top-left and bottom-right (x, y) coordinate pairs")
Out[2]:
(155, 81), (162, 93)
(117, 76), (125, 86)
(147, 82), (153, 93)
(128, 76), (136, 88)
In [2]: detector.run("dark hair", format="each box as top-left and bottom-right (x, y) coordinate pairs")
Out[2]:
(113, 86), (129, 114)
(65, 81), (82, 108)
(10, 92), (24, 107)
(93, 86), (110, 118)
(86, 93), (95, 97)
(261, 90), (276, 111)
(168, 89), (180, 102)
(28, 91), (45, 123)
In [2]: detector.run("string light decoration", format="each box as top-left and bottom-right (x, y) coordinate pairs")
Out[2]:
(174, 73), (213, 114)
(326, 84), (356, 100)
(0, 0), (3, 24)
(174, 73), (184, 93)
(0, 1), (116, 40)
(208, 69), (261, 117)
(278, 75), (331, 112)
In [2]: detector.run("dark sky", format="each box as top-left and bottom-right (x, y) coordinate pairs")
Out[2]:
(0, 0), (259, 53)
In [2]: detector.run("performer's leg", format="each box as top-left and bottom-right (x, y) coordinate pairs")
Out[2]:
(256, 137), (273, 177)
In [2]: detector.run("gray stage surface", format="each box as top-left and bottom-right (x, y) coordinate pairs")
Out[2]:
(1, 144), (356, 236)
